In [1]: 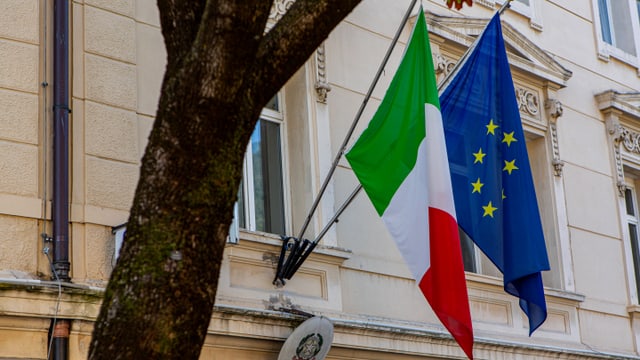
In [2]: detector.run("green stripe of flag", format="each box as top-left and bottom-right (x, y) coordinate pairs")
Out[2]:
(345, 11), (439, 216)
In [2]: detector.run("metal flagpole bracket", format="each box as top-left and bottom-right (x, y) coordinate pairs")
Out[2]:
(273, 236), (319, 286)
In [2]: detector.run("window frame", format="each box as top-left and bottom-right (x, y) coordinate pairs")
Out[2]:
(593, 0), (640, 69)
(623, 181), (640, 304)
(229, 93), (290, 242)
(478, 0), (543, 31)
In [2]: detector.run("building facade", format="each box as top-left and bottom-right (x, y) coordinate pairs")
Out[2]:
(0, 0), (639, 358)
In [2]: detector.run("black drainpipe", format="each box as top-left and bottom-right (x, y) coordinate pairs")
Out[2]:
(51, 0), (70, 359)
(52, 0), (70, 282)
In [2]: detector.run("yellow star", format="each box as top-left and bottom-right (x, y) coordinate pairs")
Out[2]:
(502, 189), (506, 200)
(473, 148), (486, 164)
(502, 131), (517, 147)
(482, 201), (498, 218)
(486, 119), (499, 135)
(471, 178), (484, 193)
(503, 159), (519, 175)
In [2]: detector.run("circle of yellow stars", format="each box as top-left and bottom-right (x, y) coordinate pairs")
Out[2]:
(470, 118), (519, 218)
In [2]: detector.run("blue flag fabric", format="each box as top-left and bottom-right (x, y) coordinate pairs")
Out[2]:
(440, 13), (550, 334)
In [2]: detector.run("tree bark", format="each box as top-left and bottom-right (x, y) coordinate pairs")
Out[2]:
(89, 0), (361, 358)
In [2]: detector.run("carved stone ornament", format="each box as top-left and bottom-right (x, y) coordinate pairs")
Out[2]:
(269, 0), (295, 22)
(607, 118), (626, 197)
(435, 53), (457, 79)
(315, 43), (331, 103)
(545, 98), (563, 120)
(545, 99), (564, 176)
(621, 127), (640, 155)
(516, 86), (540, 118)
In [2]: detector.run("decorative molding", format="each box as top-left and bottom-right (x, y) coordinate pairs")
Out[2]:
(546, 98), (563, 120)
(475, 0), (496, 8)
(595, 90), (640, 120)
(435, 53), (456, 80)
(596, 90), (640, 196)
(269, 0), (295, 22)
(621, 127), (640, 155)
(425, 12), (572, 87)
(607, 118), (626, 197)
(314, 43), (331, 104)
(516, 86), (540, 118)
(545, 99), (564, 176)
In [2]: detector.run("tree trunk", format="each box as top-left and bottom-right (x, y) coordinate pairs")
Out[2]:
(89, 0), (362, 358)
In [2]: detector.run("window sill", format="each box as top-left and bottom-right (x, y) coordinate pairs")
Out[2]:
(233, 229), (353, 264)
(598, 44), (640, 72)
(465, 271), (585, 304)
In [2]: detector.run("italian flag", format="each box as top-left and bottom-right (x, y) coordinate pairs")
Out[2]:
(345, 9), (473, 359)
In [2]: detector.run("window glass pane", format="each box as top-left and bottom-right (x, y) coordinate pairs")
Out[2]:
(625, 188), (636, 216)
(459, 229), (477, 272)
(611, 0), (637, 55)
(516, 0), (530, 5)
(237, 180), (246, 229)
(251, 119), (285, 234)
(250, 124), (265, 230)
(265, 95), (279, 112)
(599, 0), (613, 45)
(628, 223), (640, 301)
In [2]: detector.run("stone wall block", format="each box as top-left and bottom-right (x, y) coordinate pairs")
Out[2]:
(85, 101), (138, 163)
(135, 0), (161, 27)
(0, 0), (39, 44)
(85, 0), (134, 17)
(85, 157), (138, 210)
(85, 6), (136, 63)
(0, 89), (38, 144)
(136, 22), (165, 116)
(85, 54), (137, 110)
(0, 39), (38, 93)
(0, 215), (38, 272)
(0, 141), (38, 196)
(84, 224), (114, 282)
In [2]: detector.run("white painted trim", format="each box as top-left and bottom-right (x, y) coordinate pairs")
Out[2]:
(592, 0), (640, 70)
(620, 176), (640, 305)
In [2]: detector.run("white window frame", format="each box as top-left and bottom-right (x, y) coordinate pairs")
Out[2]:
(592, 0), (640, 70)
(622, 179), (640, 304)
(478, 0), (543, 31)
(229, 93), (289, 243)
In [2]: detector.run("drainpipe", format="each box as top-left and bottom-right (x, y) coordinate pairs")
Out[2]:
(51, 0), (70, 359)
(52, 0), (70, 283)
(51, 320), (70, 360)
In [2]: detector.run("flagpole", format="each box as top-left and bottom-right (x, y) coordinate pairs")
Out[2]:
(438, 0), (513, 93)
(295, 0), (419, 241)
(310, 0), (513, 246)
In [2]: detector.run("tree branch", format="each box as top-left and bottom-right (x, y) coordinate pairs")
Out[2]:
(157, 0), (207, 65)
(250, 0), (363, 106)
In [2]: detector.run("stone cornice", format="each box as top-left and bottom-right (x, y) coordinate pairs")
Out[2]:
(425, 12), (572, 87)
(595, 90), (640, 121)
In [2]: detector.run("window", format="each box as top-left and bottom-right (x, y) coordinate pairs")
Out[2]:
(483, 0), (542, 31)
(236, 95), (286, 236)
(624, 183), (640, 303)
(594, 0), (640, 66)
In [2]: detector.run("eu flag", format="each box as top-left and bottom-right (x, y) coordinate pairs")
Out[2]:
(440, 13), (550, 334)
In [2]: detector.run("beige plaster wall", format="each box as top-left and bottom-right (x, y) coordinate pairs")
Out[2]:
(0, 0), (43, 277)
(0, 0), (639, 358)
(69, 0), (163, 283)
